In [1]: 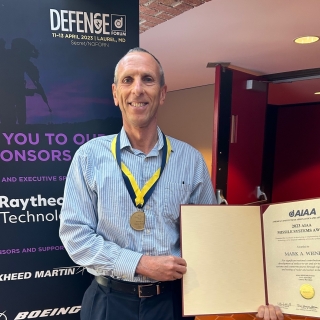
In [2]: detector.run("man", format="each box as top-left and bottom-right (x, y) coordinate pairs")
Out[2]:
(59, 48), (283, 320)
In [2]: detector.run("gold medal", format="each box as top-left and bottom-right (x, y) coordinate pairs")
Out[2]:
(300, 284), (315, 299)
(130, 211), (145, 231)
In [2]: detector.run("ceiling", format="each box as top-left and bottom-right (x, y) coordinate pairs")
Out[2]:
(140, 0), (320, 104)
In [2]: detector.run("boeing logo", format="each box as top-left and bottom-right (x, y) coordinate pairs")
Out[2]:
(14, 306), (81, 319)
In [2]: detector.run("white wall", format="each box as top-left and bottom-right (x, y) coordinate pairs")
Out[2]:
(158, 84), (214, 175)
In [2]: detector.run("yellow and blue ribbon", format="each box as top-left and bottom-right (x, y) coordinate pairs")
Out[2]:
(111, 132), (171, 208)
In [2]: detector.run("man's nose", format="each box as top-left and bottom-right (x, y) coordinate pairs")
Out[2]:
(132, 79), (144, 96)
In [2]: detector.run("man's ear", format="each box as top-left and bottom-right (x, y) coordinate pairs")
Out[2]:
(159, 84), (167, 105)
(112, 83), (119, 106)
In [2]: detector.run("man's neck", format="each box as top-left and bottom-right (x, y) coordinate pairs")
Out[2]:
(124, 125), (159, 154)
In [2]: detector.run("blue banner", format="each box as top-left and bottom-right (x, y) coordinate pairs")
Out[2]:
(0, 1), (138, 319)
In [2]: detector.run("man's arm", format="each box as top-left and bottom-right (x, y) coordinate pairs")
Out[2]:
(136, 255), (187, 281)
(189, 151), (217, 205)
(59, 148), (142, 280)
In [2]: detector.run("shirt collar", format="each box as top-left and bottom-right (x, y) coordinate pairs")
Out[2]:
(119, 126), (168, 152)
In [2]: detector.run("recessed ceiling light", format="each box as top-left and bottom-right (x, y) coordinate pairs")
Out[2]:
(294, 36), (319, 44)
(314, 92), (320, 95)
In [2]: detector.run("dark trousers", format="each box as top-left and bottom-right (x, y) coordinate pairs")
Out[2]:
(80, 278), (195, 320)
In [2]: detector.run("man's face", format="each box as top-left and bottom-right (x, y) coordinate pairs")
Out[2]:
(112, 52), (167, 130)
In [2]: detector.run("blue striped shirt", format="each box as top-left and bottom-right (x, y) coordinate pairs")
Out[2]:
(59, 127), (217, 282)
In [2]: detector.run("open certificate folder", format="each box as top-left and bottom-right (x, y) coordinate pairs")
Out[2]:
(180, 198), (320, 317)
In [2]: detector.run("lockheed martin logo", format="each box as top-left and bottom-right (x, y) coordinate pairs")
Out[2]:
(0, 265), (86, 282)
(0, 311), (7, 320)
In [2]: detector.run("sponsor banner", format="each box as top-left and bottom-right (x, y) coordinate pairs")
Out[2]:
(0, 0), (138, 318)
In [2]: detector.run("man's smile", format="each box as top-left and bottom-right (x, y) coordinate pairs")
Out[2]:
(129, 102), (148, 107)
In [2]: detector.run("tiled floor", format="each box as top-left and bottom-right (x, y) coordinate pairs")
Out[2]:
(195, 314), (255, 320)
(195, 314), (318, 320)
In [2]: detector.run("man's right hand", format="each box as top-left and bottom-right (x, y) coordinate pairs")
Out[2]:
(135, 255), (187, 281)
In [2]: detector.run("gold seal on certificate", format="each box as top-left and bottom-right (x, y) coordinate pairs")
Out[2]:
(300, 284), (315, 299)
(130, 211), (145, 231)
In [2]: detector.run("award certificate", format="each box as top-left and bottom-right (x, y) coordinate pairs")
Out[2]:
(180, 198), (320, 317)
(263, 199), (320, 316)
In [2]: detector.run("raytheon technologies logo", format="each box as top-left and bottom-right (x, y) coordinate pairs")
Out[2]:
(0, 311), (7, 320)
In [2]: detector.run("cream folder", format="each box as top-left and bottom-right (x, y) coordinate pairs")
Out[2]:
(180, 200), (320, 317)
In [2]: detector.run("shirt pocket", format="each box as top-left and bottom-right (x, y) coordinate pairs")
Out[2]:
(163, 182), (192, 222)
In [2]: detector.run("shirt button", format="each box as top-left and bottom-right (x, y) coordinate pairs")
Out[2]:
(146, 229), (150, 234)
(145, 205), (150, 209)
(146, 252), (150, 256)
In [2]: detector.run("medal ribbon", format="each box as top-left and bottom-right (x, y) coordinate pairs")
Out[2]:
(111, 131), (171, 208)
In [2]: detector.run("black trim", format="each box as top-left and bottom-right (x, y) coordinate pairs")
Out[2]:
(261, 105), (278, 203)
(215, 67), (233, 198)
(268, 101), (320, 108)
(259, 68), (320, 82)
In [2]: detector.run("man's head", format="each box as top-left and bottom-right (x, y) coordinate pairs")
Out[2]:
(114, 47), (165, 87)
(112, 47), (167, 130)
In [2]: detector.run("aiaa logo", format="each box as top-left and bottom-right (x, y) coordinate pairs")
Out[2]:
(289, 208), (316, 217)
(0, 311), (7, 320)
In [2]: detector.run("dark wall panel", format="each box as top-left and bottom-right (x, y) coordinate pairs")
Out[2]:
(0, 1), (139, 319)
(272, 103), (320, 202)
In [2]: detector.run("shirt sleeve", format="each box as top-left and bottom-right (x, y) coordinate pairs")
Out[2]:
(189, 151), (218, 205)
(59, 147), (143, 280)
